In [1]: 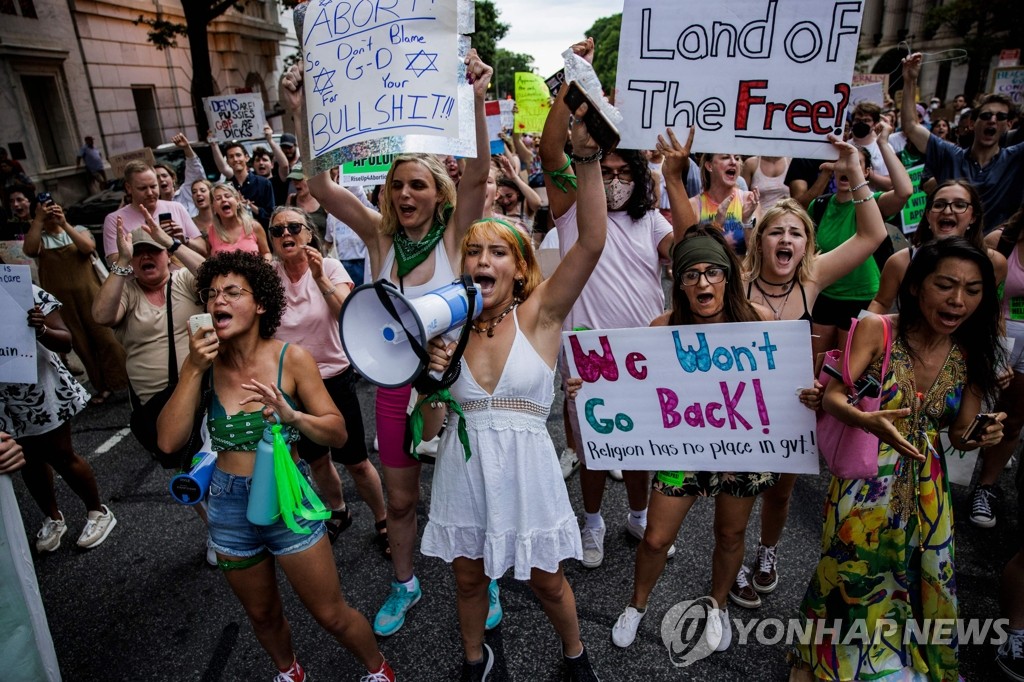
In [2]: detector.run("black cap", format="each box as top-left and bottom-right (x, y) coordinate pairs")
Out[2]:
(280, 133), (297, 147)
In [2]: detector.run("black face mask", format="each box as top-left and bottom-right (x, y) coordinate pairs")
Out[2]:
(851, 121), (872, 138)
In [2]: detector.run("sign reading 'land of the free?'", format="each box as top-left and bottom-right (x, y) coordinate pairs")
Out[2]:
(614, 0), (864, 159)
(302, 0), (461, 157)
(203, 94), (267, 142)
(562, 321), (819, 475)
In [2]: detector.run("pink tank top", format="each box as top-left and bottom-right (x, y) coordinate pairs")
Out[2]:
(207, 224), (260, 256)
(751, 158), (791, 209)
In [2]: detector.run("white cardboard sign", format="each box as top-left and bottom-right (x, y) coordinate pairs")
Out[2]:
(0, 265), (37, 384)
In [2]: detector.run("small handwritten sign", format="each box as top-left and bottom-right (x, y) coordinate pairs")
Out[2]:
(901, 164), (927, 234)
(300, 0), (472, 172)
(563, 321), (818, 474)
(108, 148), (155, 180)
(614, 0), (863, 159)
(203, 94), (267, 142)
(0, 265), (37, 384)
(991, 66), (1024, 106)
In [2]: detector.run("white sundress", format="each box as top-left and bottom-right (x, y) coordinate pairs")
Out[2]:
(421, 310), (583, 580)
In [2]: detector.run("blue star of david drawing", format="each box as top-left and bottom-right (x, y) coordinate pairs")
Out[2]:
(312, 67), (335, 96)
(405, 50), (439, 78)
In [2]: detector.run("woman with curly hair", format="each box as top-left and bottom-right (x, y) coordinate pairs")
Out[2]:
(156, 251), (395, 682)
(609, 224), (777, 654)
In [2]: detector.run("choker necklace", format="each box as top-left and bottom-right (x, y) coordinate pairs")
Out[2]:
(755, 276), (795, 298)
(754, 279), (793, 320)
(471, 298), (520, 337)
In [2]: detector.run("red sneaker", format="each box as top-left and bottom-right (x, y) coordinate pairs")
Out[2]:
(361, 659), (396, 682)
(273, 659), (306, 682)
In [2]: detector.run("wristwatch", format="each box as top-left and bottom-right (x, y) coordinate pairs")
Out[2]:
(168, 239), (182, 254)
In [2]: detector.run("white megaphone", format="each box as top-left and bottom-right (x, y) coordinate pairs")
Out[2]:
(340, 278), (483, 388)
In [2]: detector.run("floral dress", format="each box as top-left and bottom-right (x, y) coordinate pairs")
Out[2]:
(796, 337), (966, 682)
(0, 287), (90, 438)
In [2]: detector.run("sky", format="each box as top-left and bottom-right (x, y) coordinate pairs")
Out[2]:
(490, 0), (625, 78)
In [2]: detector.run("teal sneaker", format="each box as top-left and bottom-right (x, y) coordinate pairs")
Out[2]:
(485, 579), (503, 630)
(373, 578), (422, 636)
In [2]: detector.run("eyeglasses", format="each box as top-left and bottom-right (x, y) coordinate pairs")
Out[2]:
(600, 167), (633, 184)
(198, 285), (253, 304)
(929, 200), (972, 214)
(269, 222), (305, 238)
(680, 267), (727, 287)
(977, 111), (1009, 122)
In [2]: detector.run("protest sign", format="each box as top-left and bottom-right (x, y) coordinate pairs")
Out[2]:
(852, 72), (888, 91)
(340, 155), (395, 185)
(614, 0), (863, 159)
(0, 264), (37, 384)
(499, 99), (515, 130)
(485, 100), (505, 154)
(108, 148), (155, 180)
(299, 0), (476, 175)
(563, 321), (818, 474)
(991, 66), (1024, 106)
(203, 94), (266, 142)
(514, 72), (551, 134)
(851, 82), (884, 107)
(901, 164), (926, 234)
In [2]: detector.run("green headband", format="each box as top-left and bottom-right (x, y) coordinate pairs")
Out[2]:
(672, 236), (731, 280)
(473, 217), (527, 256)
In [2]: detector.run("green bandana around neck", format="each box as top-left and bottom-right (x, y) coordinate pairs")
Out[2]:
(393, 203), (454, 279)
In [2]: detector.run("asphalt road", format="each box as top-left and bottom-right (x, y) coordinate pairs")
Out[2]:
(9, 376), (1020, 682)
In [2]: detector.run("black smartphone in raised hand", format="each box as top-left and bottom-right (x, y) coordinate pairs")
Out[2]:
(563, 81), (620, 154)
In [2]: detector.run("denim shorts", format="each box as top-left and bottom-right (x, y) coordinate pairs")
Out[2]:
(207, 460), (326, 558)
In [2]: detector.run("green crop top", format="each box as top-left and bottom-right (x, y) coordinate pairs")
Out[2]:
(207, 343), (301, 452)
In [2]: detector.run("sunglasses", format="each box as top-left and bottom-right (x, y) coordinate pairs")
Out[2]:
(269, 222), (306, 238)
(977, 111), (1009, 122)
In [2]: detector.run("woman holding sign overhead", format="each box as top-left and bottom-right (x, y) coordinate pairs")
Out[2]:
(279, 49), (496, 639)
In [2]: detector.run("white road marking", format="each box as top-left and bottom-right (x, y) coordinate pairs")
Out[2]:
(95, 427), (131, 455)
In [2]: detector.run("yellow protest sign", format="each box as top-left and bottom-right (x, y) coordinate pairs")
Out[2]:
(514, 72), (551, 134)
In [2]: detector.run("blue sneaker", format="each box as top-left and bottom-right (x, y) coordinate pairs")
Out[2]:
(485, 579), (503, 630)
(373, 578), (422, 636)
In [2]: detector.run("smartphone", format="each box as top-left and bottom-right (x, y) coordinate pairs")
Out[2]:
(158, 212), (173, 226)
(962, 412), (995, 444)
(188, 313), (213, 338)
(563, 81), (620, 154)
(38, 192), (54, 207)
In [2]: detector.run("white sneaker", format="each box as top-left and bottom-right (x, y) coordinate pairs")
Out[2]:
(608, 469), (623, 481)
(611, 605), (646, 648)
(581, 523), (606, 568)
(714, 607), (732, 652)
(416, 436), (440, 456)
(76, 504), (117, 549)
(703, 604), (724, 651)
(624, 514), (676, 559)
(206, 536), (218, 567)
(559, 448), (580, 479)
(36, 513), (67, 553)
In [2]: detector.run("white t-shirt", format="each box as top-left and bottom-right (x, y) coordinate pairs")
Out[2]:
(554, 202), (671, 330)
(854, 138), (891, 178)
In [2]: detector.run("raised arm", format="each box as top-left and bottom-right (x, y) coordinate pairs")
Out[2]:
(92, 217), (133, 327)
(867, 252), (907, 314)
(264, 123), (291, 180)
(814, 135), (889, 289)
(450, 48), (494, 240)
(511, 131), (534, 170)
(658, 126), (698, 245)
(206, 132), (232, 179)
(22, 207), (45, 257)
(496, 153), (541, 214)
(535, 105), (606, 326)
(791, 167), (831, 209)
(874, 121), (913, 217)
(139, 205), (206, 274)
(900, 53), (933, 154)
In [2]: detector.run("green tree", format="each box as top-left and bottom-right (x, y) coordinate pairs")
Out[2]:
(135, 1), (258, 135)
(925, 0), (1024, 99)
(586, 14), (622, 95)
(470, 0), (509, 71)
(492, 48), (535, 99)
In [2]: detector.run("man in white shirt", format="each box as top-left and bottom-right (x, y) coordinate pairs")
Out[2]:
(849, 101), (893, 191)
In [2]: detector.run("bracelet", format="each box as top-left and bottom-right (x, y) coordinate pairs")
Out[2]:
(321, 286), (337, 297)
(168, 239), (182, 254)
(849, 181), (870, 193)
(568, 149), (603, 165)
(36, 324), (48, 338)
(851, 194), (876, 205)
(110, 263), (133, 276)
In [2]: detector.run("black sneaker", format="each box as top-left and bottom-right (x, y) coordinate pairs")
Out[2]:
(461, 643), (494, 682)
(325, 506), (353, 544)
(564, 646), (601, 682)
(997, 632), (1024, 682)
(969, 485), (999, 528)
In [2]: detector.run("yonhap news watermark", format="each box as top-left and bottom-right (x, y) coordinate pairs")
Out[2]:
(661, 597), (1010, 667)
